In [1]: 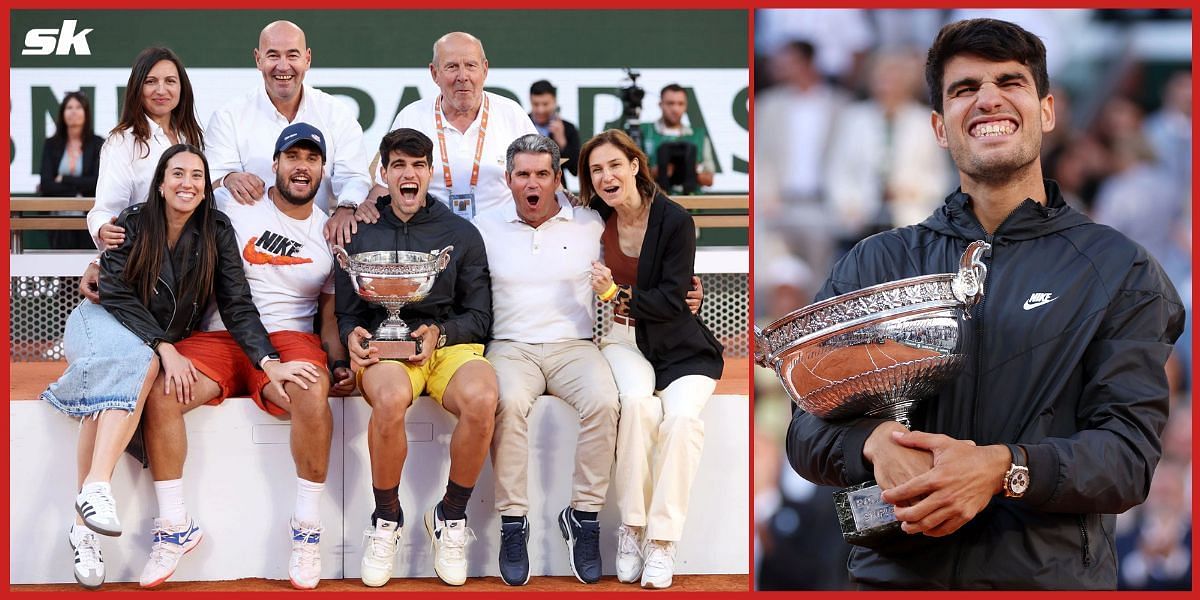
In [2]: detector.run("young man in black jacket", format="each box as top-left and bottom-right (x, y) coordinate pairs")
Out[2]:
(785, 18), (1185, 589)
(336, 127), (497, 588)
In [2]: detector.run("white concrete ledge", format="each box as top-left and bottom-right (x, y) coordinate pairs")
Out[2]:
(10, 393), (748, 584)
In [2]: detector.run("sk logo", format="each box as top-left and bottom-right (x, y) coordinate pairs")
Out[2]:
(22, 20), (93, 56)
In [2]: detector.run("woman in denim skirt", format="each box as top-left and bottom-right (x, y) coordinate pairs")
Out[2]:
(42, 144), (319, 588)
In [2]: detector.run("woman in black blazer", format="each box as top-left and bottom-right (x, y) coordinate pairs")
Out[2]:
(39, 91), (104, 248)
(581, 129), (724, 589)
(40, 91), (104, 197)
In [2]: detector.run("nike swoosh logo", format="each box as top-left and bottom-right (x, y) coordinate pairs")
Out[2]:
(1023, 297), (1058, 310)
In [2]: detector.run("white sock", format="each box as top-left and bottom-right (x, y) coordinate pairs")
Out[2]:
(295, 478), (325, 525)
(154, 479), (187, 524)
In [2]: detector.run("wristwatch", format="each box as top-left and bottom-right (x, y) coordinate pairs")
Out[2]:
(334, 201), (358, 213)
(259, 352), (281, 369)
(1002, 444), (1030, 498)
(435, 323), (448, 349)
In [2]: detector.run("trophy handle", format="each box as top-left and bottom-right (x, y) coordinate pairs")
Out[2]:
(332, 245), (352, 271)
(753, 325), (771, 368)
(432, 245), (454, 272)
(331, 245), (361, 294)
(952, 240), (990, 313)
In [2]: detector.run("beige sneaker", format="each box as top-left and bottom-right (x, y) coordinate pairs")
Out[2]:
(424, 504), (471, 586)
(360, 518), (402, 587)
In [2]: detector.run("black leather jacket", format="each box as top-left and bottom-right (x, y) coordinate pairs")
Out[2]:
(786, 181), (1185, 589)
(98, 204), (276, 366)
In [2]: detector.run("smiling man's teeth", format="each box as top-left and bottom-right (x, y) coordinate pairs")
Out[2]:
(971, 120), (1016, 137)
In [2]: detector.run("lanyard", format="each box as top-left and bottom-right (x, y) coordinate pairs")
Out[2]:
(434, 94), (490, 192)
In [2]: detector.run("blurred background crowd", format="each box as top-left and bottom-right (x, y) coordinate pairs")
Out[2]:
(753, 8), (1192, 590)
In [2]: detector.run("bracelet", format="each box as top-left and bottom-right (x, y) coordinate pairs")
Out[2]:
(599, 282), (619, 302)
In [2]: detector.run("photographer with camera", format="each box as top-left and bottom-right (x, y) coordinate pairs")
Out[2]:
(639, 84), (716, 195)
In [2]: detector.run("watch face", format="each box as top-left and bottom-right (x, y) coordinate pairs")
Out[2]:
(1009, 467), (1030, 495)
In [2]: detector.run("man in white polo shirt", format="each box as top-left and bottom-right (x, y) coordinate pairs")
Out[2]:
(362, 31), (536, 221)
(206, 20), (372, 244)
(474, 134), (618, 586)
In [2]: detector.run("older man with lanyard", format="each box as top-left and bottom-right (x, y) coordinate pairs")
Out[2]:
(361, 31), (536, 221)
(205, 20), (372, 245)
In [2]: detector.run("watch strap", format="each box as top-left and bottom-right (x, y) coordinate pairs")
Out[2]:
(259, 353), (281, 369)
(1006, 444), (1027, 467)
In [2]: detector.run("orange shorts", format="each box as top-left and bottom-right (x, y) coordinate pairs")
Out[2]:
(174, 330), (327, 416)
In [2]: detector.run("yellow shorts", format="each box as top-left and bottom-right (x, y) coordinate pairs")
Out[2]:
(357, 343), (488, 404)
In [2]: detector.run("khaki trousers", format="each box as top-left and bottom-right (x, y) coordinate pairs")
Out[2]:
(488, 339), (619, 516)
(600, 324), (716, 542)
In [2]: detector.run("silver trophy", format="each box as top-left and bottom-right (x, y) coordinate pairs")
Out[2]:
(754, 240), (990, 546)
(334, 245), (453, 359)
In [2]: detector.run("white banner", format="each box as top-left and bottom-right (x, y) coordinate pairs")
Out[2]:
(10, 67), (749, 194)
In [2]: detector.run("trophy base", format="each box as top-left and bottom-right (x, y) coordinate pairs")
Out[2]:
(834, 480), (902, 547)
(367, 339), (420, 361)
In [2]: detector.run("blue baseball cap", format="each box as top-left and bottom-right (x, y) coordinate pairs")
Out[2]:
(274, 122), (327, 160)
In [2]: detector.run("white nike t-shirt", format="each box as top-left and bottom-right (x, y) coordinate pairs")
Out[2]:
(203, 188), (335, 334)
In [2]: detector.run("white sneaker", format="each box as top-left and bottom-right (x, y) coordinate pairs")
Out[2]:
(289, 518), (322, 589)
(424, 504), (471, 586)
(69, 524), (105, 589)
(76, 482), (121, 536)
(640, 540), (676, 589)
(139, 517), (203, 588)
(615, 524), (644, 583)
(360, 518), (402, 587)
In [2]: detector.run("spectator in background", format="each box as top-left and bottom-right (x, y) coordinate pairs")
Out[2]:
(754, 9), (874, 88)
(1091, 97), (1189, 284)
(824, 50), (951, 252)
(1143, 70), (1191, 198)
(528, 80), (580, 190)
(639, 84), (716, 194)
(39, 91), (104, 249)
(40, 91), (103, 199)
(1116, 424), (1191, 590)
(79, 47), (206, 301)
(755, 40), (844, 280)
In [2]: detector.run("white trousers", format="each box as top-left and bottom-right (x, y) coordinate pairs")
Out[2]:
(600, 323), (716, 541)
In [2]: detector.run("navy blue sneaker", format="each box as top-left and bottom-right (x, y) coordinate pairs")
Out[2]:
(557, 507), (601, 584)
(498, 517), (530, 585)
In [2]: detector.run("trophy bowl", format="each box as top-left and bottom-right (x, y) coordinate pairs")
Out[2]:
(334, 245), (453, 359)
(753, 240), (990, 545)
